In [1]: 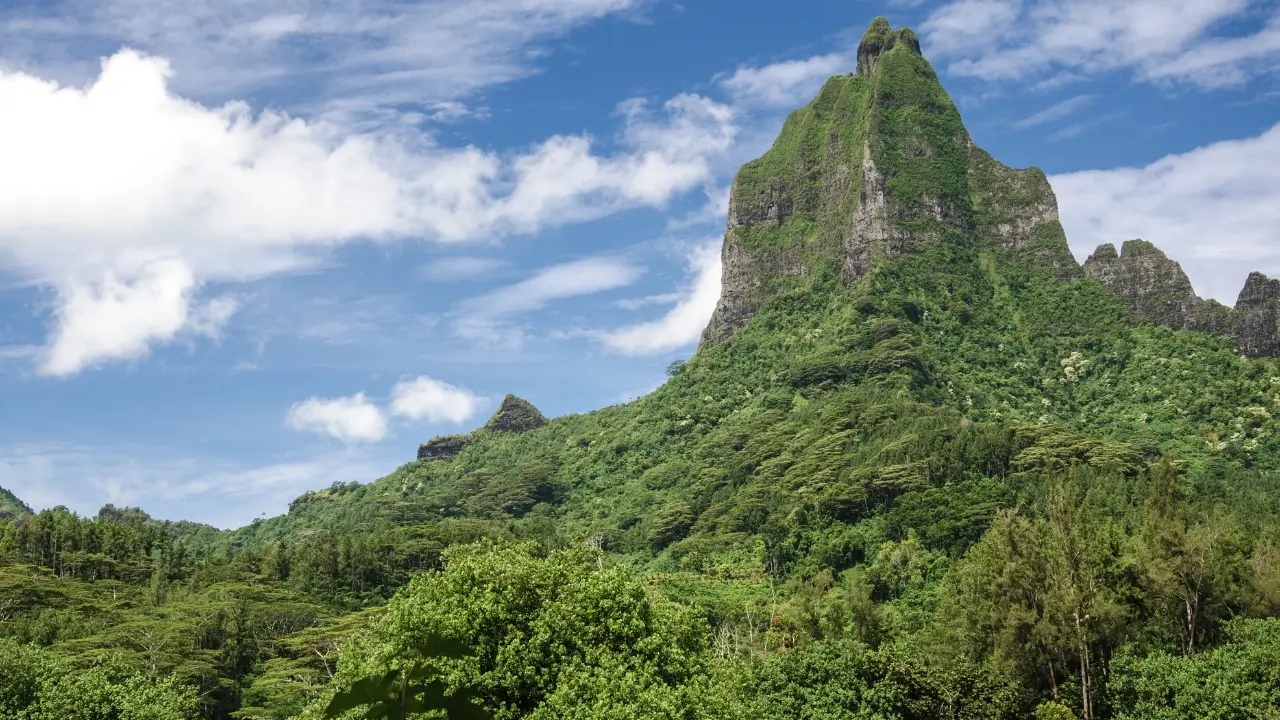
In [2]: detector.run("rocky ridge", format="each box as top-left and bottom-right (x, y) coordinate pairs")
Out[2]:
(1083, 240), (1280, 357)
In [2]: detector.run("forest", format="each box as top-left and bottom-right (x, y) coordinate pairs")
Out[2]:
(4, 17), (1280, 720)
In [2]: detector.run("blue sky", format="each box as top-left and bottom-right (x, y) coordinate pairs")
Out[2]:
(0, 0), (1278, 528)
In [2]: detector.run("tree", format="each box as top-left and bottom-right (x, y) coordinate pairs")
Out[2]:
(323, 636), (488, 720)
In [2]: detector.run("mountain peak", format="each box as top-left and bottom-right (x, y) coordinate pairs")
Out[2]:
(484, 394), (548, 433)
(857, 18), (921, 76)
(699, 20), (1079, 350)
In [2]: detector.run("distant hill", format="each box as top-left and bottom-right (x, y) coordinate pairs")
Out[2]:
(0, 485), (31, 519)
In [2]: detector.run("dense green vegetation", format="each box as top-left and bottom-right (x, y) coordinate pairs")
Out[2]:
(4, 17), (1280, 720)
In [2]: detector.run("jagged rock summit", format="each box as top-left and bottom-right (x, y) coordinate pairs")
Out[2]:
(1083, 240), (1231, 334)
(699, 17), (1077, 349)
(484, 394), (548, 433)
(1234, 272), (1280, 357)
(1083, 240), (1280, 357)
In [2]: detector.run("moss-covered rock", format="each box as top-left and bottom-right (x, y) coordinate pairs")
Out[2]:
(484, 394), (548, 433)
(700, 18), (1079, 349)
(417, 433), (472, 461)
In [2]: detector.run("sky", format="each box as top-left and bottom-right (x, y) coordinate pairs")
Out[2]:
(0, 0), (1278, 529)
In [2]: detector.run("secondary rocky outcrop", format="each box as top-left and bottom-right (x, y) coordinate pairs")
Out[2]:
(417, 434), (471, 461)
(484, 394), (548, 433)
(1083, 240), (1230, 334)
(1233, 272), (1280, 357)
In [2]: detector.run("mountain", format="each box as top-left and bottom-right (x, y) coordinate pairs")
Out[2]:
(6, 18), (1280, 720)
(247, 18), (1280, 563)
(0, 485), (30, 519)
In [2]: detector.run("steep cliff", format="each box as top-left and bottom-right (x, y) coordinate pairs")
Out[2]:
(1233, 272), (1280, 357)
(1083, 240), (1231, 334)
(700, 18), (1080, 349)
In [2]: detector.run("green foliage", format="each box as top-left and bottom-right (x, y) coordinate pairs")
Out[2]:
(0, 637), (198, 719)
(323, 635), (488, 720)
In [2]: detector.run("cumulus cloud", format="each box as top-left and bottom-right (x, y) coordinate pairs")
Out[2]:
(285, 393), (389, 443)
(454, 257), (644, 347)
(0, 51), (734, 374)
(921, 0), (1280, 89)
(390, 376), (483, 423)
(1051, 122), (1280, 303)
(602, 239), (722, 355)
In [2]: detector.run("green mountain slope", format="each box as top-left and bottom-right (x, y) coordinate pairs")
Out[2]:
(0, 485), (31, 519)
(238, 16), (1280, 571)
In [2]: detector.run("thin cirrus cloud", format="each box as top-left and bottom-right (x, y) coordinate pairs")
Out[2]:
(0, 50), (736, 377)
(0, 441), (392, 529)
(452, 256), (645, 347)
(1012, 94), (1096, 129)
(0, 0), (642, 124)
(920, 0), (1280, 89)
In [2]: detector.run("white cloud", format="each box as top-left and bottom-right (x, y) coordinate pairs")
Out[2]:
(285, 392), (389, 443)
(721, 52), (851, 107)
(390, 376), (482, 424)
(454, 256), (643, 346)
(0, 50), (734, 374)
(1051, 122), (1280, 303)
(602, 239), (722, 355)
(1012, 94), (1096, 129)
(922, 0), (1280, 89)
(0, 0), (640, 125)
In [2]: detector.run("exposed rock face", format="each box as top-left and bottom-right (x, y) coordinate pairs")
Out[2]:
(856, 18), (919, 77)
(1233, 272), (1280, 357)
(968, 147), (1081, 280)
(698, 18), (1082, 350)
(418, 434), (471, 461)
(484, 394), (548, 433)
(1083, 240), (1226, 331)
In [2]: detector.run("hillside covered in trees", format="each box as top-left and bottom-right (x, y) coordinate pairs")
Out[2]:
(4, 17), (1280, 720)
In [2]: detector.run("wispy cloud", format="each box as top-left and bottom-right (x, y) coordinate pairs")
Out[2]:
(453, 257), (643, 347)
(0, 442), (394, 528)
(720, 52), (851, 108)
(922, 0), (1280, 90)
(419, 257), (509, 283)
(0, 0), (642, 125)
(1047, 110), (1125, 141)
(1012, 94), (1096, 129)
(600, 239), (721, 355)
